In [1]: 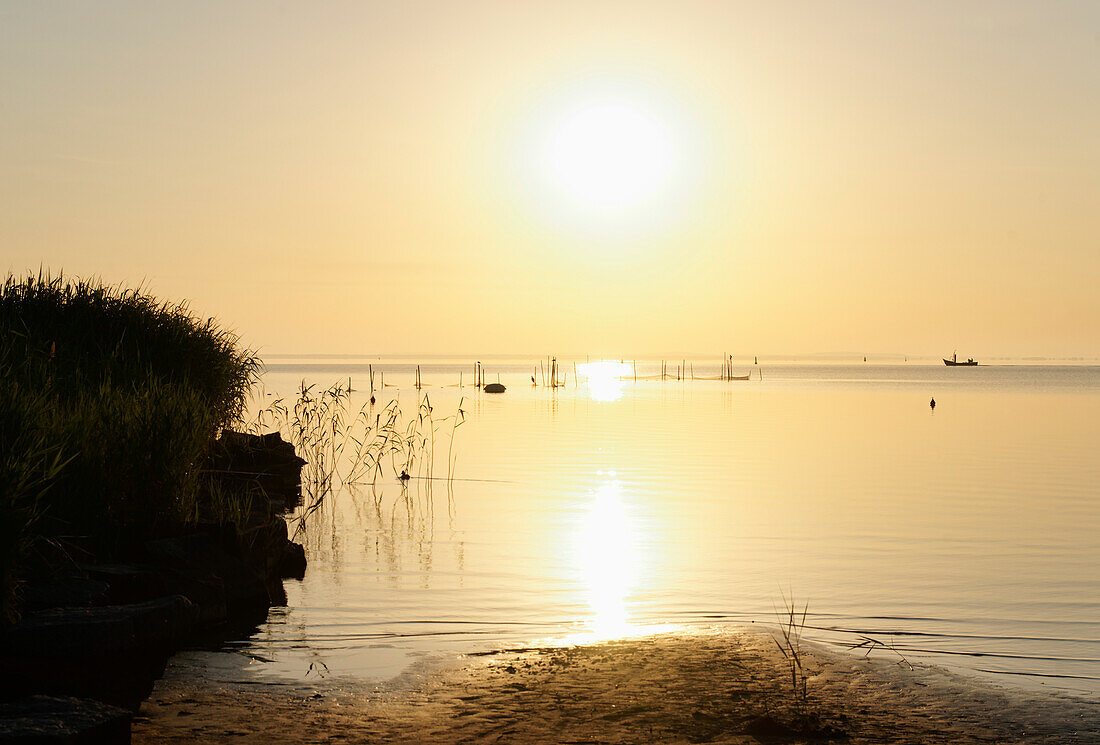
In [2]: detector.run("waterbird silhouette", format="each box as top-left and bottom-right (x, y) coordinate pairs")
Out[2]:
(930, 397), (936, 410)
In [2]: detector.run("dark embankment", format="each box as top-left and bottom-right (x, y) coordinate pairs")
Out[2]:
(0, 273), (306, 742)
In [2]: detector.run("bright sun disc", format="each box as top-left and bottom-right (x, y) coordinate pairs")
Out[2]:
(539, 100), (676, 214)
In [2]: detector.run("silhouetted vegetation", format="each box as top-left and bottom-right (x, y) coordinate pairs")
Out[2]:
(251, 381), (466, 535)
(0, 273), (258, 623)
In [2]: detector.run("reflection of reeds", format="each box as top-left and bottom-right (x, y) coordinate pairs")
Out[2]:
(250, 381), (464, 536)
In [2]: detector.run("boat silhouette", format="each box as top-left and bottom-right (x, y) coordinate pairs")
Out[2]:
(943, 352), (978, 366)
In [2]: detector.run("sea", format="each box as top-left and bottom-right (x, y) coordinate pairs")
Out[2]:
(203, 357), (1100, 697)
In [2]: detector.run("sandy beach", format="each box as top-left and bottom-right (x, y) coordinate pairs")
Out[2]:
(133, 628), (1100, 744)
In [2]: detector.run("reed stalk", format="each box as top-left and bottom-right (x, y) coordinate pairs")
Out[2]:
(255, 381), (465, 535)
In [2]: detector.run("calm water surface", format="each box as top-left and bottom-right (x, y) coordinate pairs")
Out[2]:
(219, 360), (1100, 696)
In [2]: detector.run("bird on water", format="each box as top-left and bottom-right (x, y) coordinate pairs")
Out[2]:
(930, 397), (936, 410)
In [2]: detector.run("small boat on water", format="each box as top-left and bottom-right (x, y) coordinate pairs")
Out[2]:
(943, 352), (978, 366)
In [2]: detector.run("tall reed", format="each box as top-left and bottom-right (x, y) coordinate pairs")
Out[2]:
(773, 590), (810, 702)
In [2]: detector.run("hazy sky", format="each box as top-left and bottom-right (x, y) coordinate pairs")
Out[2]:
(3, 1), (1098, 357)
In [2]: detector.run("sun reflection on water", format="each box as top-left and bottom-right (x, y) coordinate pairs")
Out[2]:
(577, 360), (632, 402)
(574, 480), (639, 639)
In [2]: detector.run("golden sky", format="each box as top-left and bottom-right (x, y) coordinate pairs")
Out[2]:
(2, 1), (1098, 357)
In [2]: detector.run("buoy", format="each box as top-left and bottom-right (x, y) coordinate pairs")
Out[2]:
(930, 397), (936, 409)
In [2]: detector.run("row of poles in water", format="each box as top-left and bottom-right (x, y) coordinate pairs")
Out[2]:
(354, 355), (762, 396)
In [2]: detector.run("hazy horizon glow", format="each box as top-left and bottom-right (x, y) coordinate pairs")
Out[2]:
(2, 1), (1098, 357)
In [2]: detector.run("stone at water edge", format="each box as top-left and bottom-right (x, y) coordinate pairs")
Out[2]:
(484, 382), (506, 393)
(0, 695), (131, 744)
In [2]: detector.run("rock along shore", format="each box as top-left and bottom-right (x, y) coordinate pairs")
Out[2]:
(0, 432), (308, 744)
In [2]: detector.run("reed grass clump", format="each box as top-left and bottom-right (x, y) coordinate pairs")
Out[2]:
(0, 377), (69, 624)
(251, 381), (465, 536)
(2, 272), (255, 423)
(0, 272), (259, 622)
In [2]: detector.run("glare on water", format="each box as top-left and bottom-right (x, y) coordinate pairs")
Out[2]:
(574, 479), (638, 639)
(231, 360), (1100, 697)
(577, 360), (631, 402)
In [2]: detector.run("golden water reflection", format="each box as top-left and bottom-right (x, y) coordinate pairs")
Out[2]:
(577, 360), (632, 402)
(574, 479), (640, 639)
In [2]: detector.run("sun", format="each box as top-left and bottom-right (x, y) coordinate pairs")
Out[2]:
(514, 84), (699, 238)
(540, 101), (675, 214)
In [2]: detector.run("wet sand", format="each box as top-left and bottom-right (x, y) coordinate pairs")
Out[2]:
(134, 628), (1100, 744)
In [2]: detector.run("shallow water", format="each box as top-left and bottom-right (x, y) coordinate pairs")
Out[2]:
(218, 360), (1100, 696)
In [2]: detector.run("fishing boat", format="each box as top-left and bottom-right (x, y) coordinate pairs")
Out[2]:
(943, 352), (978, 366)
